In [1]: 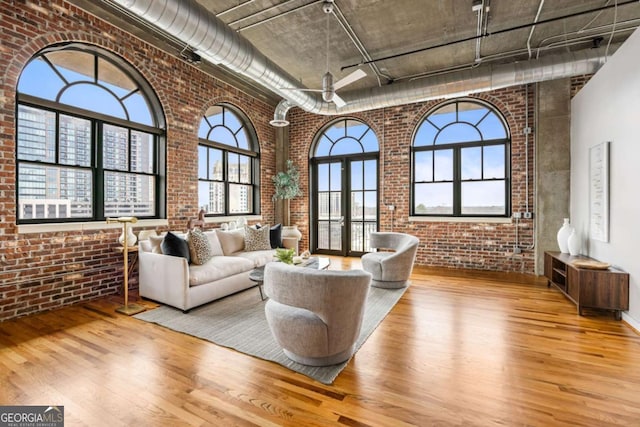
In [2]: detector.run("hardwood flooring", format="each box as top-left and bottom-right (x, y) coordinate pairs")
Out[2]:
(2, 257), (640, 426)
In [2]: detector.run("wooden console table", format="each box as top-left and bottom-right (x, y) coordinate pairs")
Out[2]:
(544, 251), (629, 320)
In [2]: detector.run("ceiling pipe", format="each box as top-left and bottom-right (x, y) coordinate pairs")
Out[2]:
(111, 0), (614, 127)
(271, 46), (613, 125)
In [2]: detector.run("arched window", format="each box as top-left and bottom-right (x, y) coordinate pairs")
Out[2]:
(312, 119), (379, 157)
(412, 99), (510, 217)
(16, 43), (165, 222)
(197, 104), (259, 215)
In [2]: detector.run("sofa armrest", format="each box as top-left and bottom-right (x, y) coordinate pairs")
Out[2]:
(139, 251), (190, 311)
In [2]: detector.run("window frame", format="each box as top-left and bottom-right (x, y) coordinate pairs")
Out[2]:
(15, 43), (166, 224)
(197, 104), (260, 217)
(411, 99), (511, 218)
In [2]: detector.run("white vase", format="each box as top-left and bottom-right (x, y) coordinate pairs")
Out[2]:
(282, 225), (302, 240)
(556, 218), (573, 253)
(118, 225), (137, 247)
(567, 229), (581, 256)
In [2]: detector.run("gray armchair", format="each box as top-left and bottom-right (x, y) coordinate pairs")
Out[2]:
(361, 232), (419, 289)
(263, 262), (371, 366)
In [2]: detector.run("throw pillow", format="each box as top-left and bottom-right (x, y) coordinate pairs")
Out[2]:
(216, 228), (245, 255)
(204, 230), (224, 256)
(244, 225), (271, 251)
(270, 223), (283, 249)
(149, 235), (164, 254)
(161, 231), (191, 263)
(187, 228), (213, 265)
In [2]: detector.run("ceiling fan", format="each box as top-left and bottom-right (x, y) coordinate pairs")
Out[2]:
(280, 0), (366, 108)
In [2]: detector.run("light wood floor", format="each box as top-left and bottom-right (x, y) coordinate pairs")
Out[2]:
(2, 257), (640, 426)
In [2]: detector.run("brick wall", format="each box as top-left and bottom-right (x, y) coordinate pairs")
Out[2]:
(287, 86), (538, 273)
(0, 0), (276, 321)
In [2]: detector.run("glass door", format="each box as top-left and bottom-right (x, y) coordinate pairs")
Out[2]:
(313, 157), (377, 256)
(316, 161), (344, 254)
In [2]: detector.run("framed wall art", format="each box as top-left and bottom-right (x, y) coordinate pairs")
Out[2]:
(589, 141), (609, 242)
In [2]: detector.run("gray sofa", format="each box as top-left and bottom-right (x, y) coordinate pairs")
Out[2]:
(138, 229), (274, 312)
(263, 262), (371, 366)
(361, 232), (419, 289)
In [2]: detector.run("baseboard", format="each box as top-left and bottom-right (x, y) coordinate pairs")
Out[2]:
(622, 313), (640, 335)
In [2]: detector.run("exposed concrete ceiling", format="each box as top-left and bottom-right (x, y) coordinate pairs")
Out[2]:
(70, 0), (640, 105)
(198, 0), (640, 91)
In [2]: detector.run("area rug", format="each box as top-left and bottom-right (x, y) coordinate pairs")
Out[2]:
(134, 285), (407, 384)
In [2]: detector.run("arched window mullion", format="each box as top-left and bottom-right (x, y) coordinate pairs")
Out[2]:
(475, 109), (492, 127)
(427, 118), (442, 130)
(120, 87), (140, 102)
(42, 55), (69, 87)
(92, 54), (99, 84)
(57, 82), (130, 122)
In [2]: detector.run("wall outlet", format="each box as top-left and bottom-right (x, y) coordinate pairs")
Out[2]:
(513, 247), (522, 254)
(513, 212), (521, 219)
(524, 212), (533, 219)
(388, 205), (395, 211)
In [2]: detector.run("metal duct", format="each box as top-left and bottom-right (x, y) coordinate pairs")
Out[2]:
(112, 0), (611, 127)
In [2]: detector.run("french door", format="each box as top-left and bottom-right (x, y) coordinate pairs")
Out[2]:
(312, 155), (378, 256)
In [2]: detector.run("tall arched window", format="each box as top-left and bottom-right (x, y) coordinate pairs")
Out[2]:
(197, 104), (259, 215)
(412, 99), (510, 217)
(310, 118), (379, 255)
(16, 43), (165, 222)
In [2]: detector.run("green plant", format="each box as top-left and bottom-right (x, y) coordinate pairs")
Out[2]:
(275, 248), (295, 264)
(272, 160), (302, 201)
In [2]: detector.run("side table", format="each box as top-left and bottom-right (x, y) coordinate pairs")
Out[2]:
(112, 244), (145, 315)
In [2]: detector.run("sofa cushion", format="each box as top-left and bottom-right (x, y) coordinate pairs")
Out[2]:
(270, 223), (283, 249)
(161, 231), (191, 263)
(204, 230), (224, 256)
(189, 256), (254, 286)
(216, 229), (245, 255)
(232, 250), (275, 267)
(188, 228), (213, 265)
(244, 225), (271, 251)
(149, 235), (164, 254)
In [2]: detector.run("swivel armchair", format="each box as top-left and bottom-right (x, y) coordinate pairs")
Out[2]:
(263, 262), (371, 366)
(361, 232), (419, 288)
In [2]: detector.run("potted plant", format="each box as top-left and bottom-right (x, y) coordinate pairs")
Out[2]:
(272, 159), (303, 239)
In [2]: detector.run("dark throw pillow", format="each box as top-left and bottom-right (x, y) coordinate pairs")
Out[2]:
(161, 231), (191, 263)
(270, 223), (283, 249)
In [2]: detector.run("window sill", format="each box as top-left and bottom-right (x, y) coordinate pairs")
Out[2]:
(408, 216), (513, 224)
(204, 215), (263, 224)
(18, 218), (169, 234)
